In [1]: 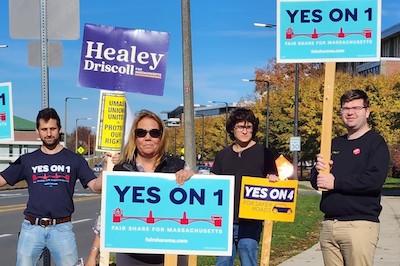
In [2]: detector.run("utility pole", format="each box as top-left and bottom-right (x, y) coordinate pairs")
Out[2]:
(39, 3), (50, 264)
(40, 0), (49, 109)
(180, 4), (198, 264)
(181, 0), (196, 169)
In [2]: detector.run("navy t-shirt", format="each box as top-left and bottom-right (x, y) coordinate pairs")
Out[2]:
(1, 148), (96, 218)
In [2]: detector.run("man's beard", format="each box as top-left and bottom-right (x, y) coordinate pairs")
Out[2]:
(42, 136), (60, 149)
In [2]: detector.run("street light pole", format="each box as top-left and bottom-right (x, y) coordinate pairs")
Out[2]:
(293, 63), (300, 180)
(75, 117), (92, 153)
(253, 23), (276, 28)
(254, 22), (300, 179)
(208, 100), (229, 146)
(196, 114), (205, 164)
(201, 115), (205, 164)
(243, 79), (270, 148)
(0, 45), (8, 48)
(64, 97), (88, 148)
(253, 22), (277, 148)
(88, 126), (96, 159)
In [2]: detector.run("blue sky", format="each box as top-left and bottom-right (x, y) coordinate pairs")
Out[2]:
(1, 0), (400, 133)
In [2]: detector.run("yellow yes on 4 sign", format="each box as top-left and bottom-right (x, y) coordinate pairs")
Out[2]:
(239, 176), (298, 222)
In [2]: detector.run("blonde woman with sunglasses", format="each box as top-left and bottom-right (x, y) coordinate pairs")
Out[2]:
(85, 110), (194, 266)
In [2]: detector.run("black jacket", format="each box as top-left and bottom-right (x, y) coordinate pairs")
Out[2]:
(114, 154), (185, 174)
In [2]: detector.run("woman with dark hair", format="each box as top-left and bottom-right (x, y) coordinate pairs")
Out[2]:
(85, 110), (193, 266)
(211, 107), (278, 266)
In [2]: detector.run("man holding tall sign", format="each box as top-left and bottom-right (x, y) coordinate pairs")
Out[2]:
(310, 89), (389, 265)
(277, 0), (385, 265)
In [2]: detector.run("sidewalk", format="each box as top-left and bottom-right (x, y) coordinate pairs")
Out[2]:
(278, 192), (400, 266)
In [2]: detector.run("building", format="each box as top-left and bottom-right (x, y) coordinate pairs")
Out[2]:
(338, 23), (400, 76)
(0, 116), (68, 171)
(163, 102), (238, 121)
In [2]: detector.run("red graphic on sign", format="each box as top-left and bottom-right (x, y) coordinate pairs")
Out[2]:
(285, 27), (372, 39)
(0, 113), (6, 121)
(112, 208), (222, 227)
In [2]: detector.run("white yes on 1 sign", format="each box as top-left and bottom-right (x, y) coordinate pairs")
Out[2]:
(290, 136), (301, 151)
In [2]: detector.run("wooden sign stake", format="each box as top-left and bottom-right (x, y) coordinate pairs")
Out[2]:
(165, 254), (178, 265)
(260, 220), (274, 266)
(99, 154), (115, 266)
(319, 62), (336, 185)
(188, 255), (198, 266)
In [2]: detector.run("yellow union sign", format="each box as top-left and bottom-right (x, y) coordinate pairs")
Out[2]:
(96, 91), (126, 152)
(239, 176), (298, 222)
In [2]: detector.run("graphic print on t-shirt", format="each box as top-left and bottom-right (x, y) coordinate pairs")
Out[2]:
(31, 164), (71, 186)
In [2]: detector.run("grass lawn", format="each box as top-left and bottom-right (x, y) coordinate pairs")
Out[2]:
(382, 177), (400, 188)
(196, 193), (323, 266)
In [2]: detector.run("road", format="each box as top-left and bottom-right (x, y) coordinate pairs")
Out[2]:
(0, 184), (101, 265)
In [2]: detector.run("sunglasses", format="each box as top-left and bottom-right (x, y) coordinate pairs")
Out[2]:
(135, 128), (162, 138)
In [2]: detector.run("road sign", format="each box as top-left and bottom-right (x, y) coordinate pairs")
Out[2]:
(77, 145), (85, 155)
(28, 41), (63, 67)
(290, 136), (301, 151)
(9, 0), (79, 40)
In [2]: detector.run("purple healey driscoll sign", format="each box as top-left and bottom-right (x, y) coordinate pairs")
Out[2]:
(78, 23), (170, 96)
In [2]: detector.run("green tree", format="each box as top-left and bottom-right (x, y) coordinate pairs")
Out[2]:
(164, 67), (400, 172)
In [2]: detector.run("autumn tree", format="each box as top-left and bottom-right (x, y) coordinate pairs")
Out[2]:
(163, 67), (400, 170)
(250, 61), (400, 168)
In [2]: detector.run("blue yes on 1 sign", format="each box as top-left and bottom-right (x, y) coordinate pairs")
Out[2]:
(277, 0), (381, 62)
(101, 172), (234, 256)
(0, 82), (14, 140)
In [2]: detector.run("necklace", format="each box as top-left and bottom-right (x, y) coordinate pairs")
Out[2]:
(234, 144), (246, 158)
(234, 140), (256, 158)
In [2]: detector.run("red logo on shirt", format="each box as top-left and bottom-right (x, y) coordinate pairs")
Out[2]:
(353, 148), (361, 155)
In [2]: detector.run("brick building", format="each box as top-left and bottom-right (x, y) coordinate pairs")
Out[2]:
(338, 23), (400, 76)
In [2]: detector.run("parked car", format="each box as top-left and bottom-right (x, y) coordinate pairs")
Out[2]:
(93, 161), (103, 173)
(196, 165), (211, 174)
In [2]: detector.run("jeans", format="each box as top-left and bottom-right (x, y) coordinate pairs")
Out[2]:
(17, 220), (78, 266)
(215, 224), (259, 266)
